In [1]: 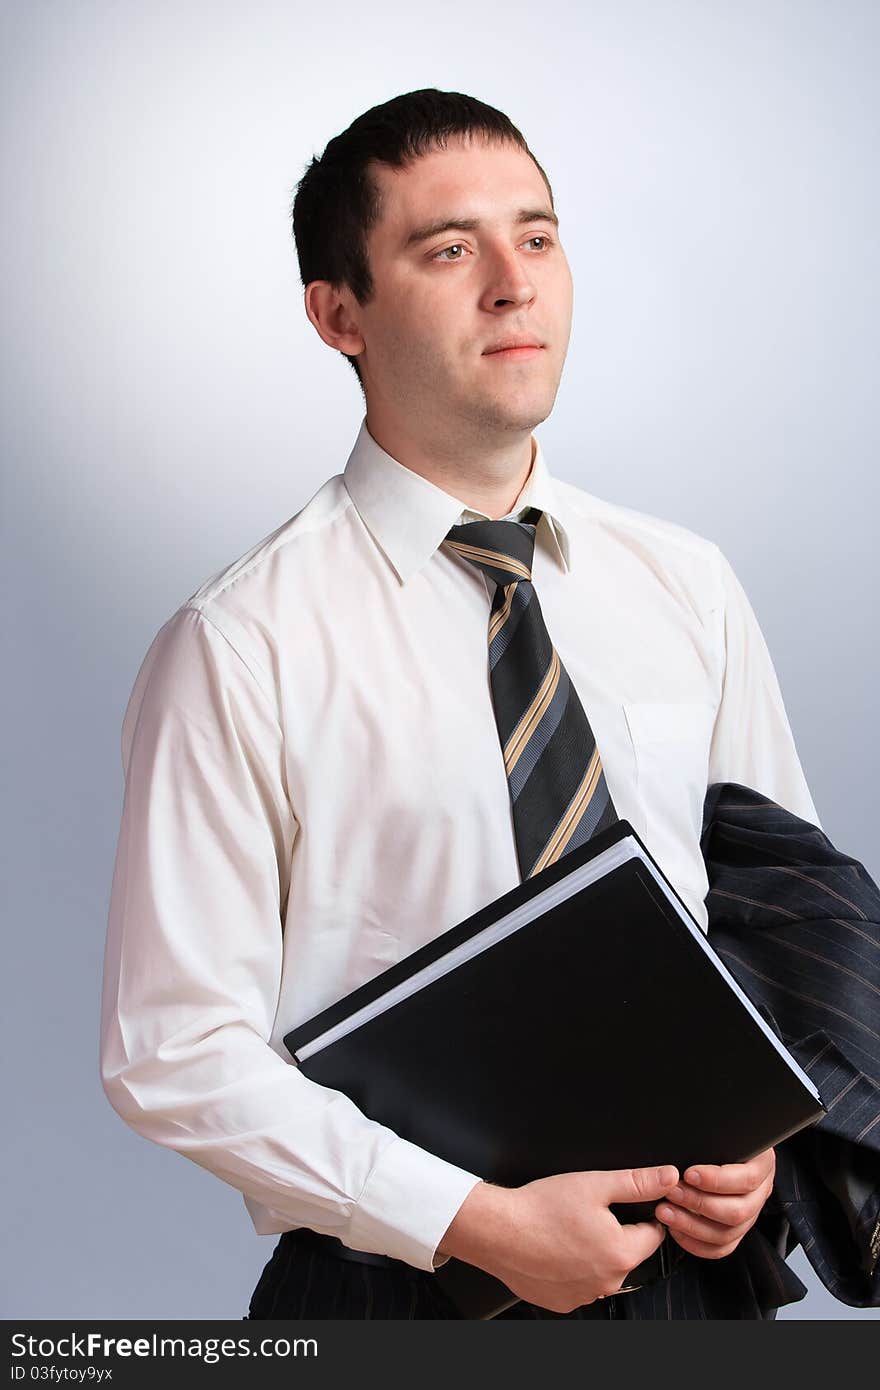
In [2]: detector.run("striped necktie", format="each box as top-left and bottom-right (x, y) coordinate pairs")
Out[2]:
(445, 507), (620, 880)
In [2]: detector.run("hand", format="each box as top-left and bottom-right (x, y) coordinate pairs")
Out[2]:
(654, 1147), (776, 1260)
(438, 1165), (680, 1314)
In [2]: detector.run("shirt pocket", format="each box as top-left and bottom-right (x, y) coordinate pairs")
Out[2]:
(622, 700), (717, 833)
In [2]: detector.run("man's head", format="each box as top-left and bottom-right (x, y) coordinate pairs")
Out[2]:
(292, 90), (573, 454)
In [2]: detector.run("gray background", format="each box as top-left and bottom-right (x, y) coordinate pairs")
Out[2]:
(2, 0), (877, 1320)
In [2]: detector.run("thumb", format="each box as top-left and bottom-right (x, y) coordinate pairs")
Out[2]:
(617, 1218), (668, 1271)
(594, 1164), (680, 1206)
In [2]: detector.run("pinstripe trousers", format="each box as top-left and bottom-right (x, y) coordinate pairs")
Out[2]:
(243, 1227), (790, 1320)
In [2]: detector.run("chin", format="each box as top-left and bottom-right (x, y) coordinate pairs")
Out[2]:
(460, 377), (559, 434)
(496, 388), (557, 431)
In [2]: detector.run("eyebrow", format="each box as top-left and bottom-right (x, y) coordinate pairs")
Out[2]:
(403, 207), (559, 249)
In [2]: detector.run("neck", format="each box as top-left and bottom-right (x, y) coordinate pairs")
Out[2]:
(365, 413), (536, 520)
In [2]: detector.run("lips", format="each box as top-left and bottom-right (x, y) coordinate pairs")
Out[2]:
(484, 339), (543, 354)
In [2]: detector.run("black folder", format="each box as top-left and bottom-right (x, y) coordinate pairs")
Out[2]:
(283, 817), (825, 1318)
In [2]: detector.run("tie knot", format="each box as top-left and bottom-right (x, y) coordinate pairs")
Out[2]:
(445, 509), (540, 586)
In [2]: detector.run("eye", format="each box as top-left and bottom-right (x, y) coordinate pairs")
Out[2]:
(433, 243), (468, 262)
(525, 235), (553, 251)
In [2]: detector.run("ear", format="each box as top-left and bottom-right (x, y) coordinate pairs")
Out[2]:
(304, 282), (365, 358)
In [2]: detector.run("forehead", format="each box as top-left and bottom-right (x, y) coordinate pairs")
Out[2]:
(367, 136), (550, 248)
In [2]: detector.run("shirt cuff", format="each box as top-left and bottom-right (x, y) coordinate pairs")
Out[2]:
(345, 1135), (484, 1273)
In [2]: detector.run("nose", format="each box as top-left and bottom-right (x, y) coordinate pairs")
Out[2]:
(478, 244), (537, 312)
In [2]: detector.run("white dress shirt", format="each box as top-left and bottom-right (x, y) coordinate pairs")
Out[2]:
(100, 416), (821, 1274)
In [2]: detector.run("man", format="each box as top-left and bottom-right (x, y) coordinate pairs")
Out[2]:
(100, 89), (818, 1319)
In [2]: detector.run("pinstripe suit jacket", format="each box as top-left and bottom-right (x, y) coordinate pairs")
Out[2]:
(620, 781), (880, 1319)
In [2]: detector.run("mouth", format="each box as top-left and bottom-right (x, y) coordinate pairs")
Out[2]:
(483, 344), (545, 360)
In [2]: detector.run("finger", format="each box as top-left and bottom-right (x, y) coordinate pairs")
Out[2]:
(655, 1200), (755, 1246)
(618, 1218), (668, 1268)
(660, 1175), (773, 1227)
(596, 1165), (679, 1205)
(666, 1229), (741, 1260)
(683, 1149), (775, 1195)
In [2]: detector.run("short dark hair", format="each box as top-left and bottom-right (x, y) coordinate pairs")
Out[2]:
(290, 88), (554, 393)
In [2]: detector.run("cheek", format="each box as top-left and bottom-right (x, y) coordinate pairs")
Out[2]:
(555, 279), (574, 331)
(376, 314), (461, 386)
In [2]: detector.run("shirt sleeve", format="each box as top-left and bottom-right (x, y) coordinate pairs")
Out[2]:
(99, 605), (482, 1273)
(706, 547), (822, 829)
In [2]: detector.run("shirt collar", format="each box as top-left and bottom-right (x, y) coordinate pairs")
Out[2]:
(342, 416), (572, 585)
